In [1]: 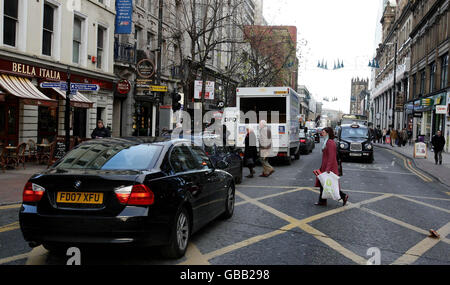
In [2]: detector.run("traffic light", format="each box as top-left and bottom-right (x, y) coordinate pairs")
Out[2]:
(172, 92), (182, 111)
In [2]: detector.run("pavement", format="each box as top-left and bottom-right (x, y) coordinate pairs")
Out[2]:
(374, 142), (450, 188)
(0, 164), (48, 205)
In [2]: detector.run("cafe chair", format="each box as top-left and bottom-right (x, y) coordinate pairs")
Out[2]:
(47, 141), (59, 168)
(0, 146), (6, 173)
(26, 139), (38, 162)
(6, 143), (27, 169)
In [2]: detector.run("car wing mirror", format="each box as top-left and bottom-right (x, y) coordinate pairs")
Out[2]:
(215, 160), (229, 170)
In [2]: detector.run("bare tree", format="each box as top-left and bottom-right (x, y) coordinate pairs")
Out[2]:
(237, 25), (298, 88)
(165, 0), (245, 116)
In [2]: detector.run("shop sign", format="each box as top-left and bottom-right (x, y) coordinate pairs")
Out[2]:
(414, 142), (427, 159)
(413, 112), (423, 118)
(136, 79), (153, 89)
(117, 80), (131, 94)
(150, 85), (168, 92)
(137, 59), (155, 79)
(436, 105), (447, 114)
(194, 80), (215, 100)
(421, 98), (433, 106)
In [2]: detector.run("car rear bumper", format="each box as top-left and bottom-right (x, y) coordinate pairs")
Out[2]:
(19, 206), (172, 247)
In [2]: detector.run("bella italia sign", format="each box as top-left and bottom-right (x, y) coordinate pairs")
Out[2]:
(11, 62), (61, 80)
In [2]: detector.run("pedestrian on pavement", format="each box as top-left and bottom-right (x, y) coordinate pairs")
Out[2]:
(390, 128), (397, 147)
(382, 128), (387, 144)
(431, 130), (446, 165)
(244, 128), (258, 178)
(91, 119), (111, 139)
(314, 127), (349, 206)
(258, 120), (275, 177)
(401, 128), (408, 147)
(397, 129), (403, 148)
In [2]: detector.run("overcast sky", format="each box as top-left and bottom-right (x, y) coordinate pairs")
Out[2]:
(263, 0), (381, 113)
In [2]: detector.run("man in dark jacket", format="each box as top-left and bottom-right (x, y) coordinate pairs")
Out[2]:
(431, 130), (446, 165)
(91, 120), (111, 139)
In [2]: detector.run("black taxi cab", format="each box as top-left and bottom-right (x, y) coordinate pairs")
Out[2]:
(336, 123), (373, 163)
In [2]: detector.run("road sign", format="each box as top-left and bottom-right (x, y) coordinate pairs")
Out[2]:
(40, 82), (63, 88)
(70, 83), (100, 91)
(150, 85), (168, 92)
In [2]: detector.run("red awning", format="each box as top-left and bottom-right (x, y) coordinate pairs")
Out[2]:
(0, 74), (57, 107)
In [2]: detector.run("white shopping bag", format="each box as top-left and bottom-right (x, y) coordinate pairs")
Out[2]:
(317, 172), (341, 201)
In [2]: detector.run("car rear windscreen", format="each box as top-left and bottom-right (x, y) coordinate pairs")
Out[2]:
(54, 144), (162, 170)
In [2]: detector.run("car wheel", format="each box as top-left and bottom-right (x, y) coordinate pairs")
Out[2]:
(161, 207), (190, 259)
(221, 184), (235, 219)
(294, 151), (300, 160)
(235, 165), (243, 184)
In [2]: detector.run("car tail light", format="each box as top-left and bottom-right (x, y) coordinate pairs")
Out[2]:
(300, 139), (306, 143)
(23, 182), (45, 203)
(115, 184), (154, 206)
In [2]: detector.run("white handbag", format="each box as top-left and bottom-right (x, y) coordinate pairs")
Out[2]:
(318, 172), (341, 201)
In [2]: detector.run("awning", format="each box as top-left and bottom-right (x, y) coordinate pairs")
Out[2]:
(0, 74), (57, 106)
(51, 87), (94, 109)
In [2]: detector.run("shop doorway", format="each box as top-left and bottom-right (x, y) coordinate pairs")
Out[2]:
(134, 102), (153, 137)
(73, 108), (87, 138)
(38, 106), (58, 143)
(0, 100), (19, 146)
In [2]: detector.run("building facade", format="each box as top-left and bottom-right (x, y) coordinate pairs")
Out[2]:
(0, 0), (116, 146)
(408, 0), (449, 149)
(350, 78), (369, 115)
(371, 0), (412, 132)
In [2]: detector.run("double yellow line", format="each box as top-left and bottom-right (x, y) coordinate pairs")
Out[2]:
(388, 150), (433, 182)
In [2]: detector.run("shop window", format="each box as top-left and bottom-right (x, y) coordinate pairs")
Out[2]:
(42, 3), (54, 56)
(3, 0), (18, 47)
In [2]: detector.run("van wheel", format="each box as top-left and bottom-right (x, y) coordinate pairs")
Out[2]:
(286, 155), (292, 165)
(294, 152), (300, 160)
(161, 207), (190, 259)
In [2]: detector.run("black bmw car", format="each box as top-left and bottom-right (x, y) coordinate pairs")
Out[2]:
(337, 124), (374, 163)
(19, 137), (235, 259)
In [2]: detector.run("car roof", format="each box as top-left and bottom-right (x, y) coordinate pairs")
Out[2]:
(80, 137), (187, 147)
(340, 124), (368, 128)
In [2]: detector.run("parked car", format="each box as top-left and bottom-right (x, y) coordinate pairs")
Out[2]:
(298, 130), (315, 154)
(337, 124), (374, 163)
(311, 129), (321, 143)
(197, 135), (243, 184)
(19, 137), (235, 259)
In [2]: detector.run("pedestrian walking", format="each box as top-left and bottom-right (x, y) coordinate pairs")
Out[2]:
(431, 130), (446, 165)
(401, 128), (408, 147)
(91, 119), (111, 139)
(382, 128), (387, 144)
(258, 120), (275, 177)
(314, 127), (349, 206)
(244, 128), (258, 178)
(390, 129), (397, 147)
